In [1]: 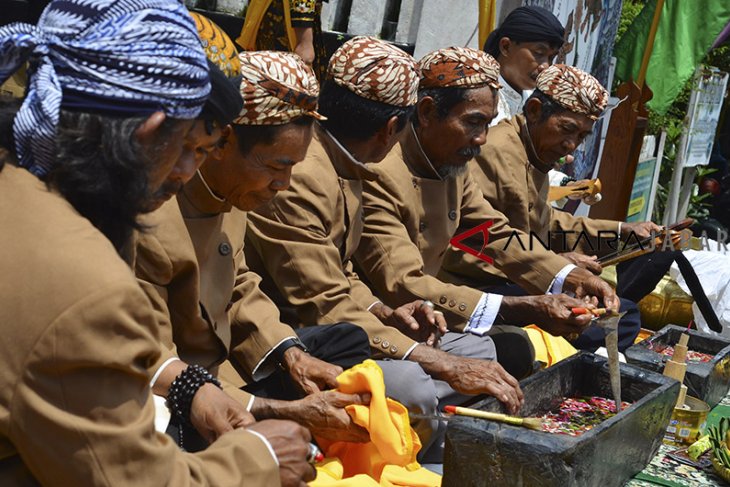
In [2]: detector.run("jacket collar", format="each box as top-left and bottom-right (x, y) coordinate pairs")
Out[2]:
(316, 123), (378, 181)
(401, 123), (443, 180)
(515, 114), (552, 174)
(178, 170), (231, 218)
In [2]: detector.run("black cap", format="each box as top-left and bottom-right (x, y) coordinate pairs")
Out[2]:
(199, 60), (243, 126)
(484, 6), (565, 58)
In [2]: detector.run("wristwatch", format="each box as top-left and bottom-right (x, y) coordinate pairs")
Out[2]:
(272, 337), (309, 370)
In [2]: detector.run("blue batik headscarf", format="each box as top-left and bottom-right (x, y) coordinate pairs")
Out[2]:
(0, 0), (211, 177)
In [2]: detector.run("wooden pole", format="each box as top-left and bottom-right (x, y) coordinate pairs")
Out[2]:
(636, 0), (665, 90)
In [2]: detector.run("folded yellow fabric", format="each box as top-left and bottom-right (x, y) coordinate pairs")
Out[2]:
(310, 360), (441, 487)
(524, 325), (578, 367)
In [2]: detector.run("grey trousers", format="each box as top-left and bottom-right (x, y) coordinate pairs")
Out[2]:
(376, 331), (497, 464)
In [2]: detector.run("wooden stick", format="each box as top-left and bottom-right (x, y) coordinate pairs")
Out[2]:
(443, 405), (544, 431)
(597, 218), (694, 266)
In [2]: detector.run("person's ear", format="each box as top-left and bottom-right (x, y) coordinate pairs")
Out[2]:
(499, 37), (512, 58)
(525, 98), (543, 125)
(416, 96), (436, 129)
(207, 124), (231, 162)
(134, 111), (167, 145)
(375, 114), (402, 148)
(384, 115), (403, 147)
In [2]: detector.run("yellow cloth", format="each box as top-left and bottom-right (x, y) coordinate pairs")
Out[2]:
(524, 325), (578, 367)
(237, 0), (296, 51)
(310, 360), (441, 487)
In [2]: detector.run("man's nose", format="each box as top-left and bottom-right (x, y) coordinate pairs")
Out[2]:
(270, 167), (293, 191)
(473, 127), (488, 146)
(174, 149), (198, 184)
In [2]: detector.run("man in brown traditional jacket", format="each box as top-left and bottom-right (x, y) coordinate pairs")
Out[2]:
(246, 37), (524, 464)
(354, 48), (618, 352)
(137, 51), (371, 447)
(441, 64), (660, 351)
(0, 1), (313, 485)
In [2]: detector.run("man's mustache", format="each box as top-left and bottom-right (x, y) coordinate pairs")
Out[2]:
(458, 146), (481, 159)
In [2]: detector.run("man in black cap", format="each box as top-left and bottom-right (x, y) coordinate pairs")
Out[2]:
(484, 6), (565, 125)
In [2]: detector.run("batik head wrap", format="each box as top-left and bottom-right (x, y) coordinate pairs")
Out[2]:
(483, 6), (565, 58)
(0, 0), (210, 177)
(328, 36), (419, 107)
(234, 51), (324, 126)
(535, 64), (608, 120)
(191, 12), (240, 78)
(419, 47), (501, 90)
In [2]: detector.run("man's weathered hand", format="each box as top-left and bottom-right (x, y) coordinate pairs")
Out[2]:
(563, 267), (620, 312)
(501, 294), (593, 337)
(621, 221), (663, 240)
(374, 300), (448, 346)
(247, 419), (316, 487)
(190, 383), (256, 444)
(441, 357), (523, 414)
(560, 251), (602, 275)
(409, 345), (523, 414)
(296, 391), (371, 442)
(251, 392), (371, 443)
(283, 347), (342, 396)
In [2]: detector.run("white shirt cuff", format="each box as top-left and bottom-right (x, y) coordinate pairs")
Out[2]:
(402, 342), (419, 360)
(247, 429), (279, 466)
(149, 357), (180, 389)
(463, 293), (502, 336)
(246, 395), (255, 412)
(548, 264), (578, 295)
(367, 300), (382, 311)
(251, 336), (297, 381)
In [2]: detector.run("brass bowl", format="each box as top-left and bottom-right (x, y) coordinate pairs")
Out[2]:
(601, 266), (694, 331)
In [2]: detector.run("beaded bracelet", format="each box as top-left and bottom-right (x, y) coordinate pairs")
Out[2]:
(166, 364), (221, 424)
(560, 176), (577, 187)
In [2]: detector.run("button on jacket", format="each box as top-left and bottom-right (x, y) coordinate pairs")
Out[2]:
(246, 124), (417, 358)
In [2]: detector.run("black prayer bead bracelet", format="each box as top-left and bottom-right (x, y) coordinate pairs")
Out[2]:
(166, 364), (221, 424)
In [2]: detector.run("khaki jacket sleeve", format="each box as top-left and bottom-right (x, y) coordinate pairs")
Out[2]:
(355, 172), (483, 331)
(134, 232), (180, 378)
(550, 209), (621, 257)
(344, 259), (381, 310)
(457, 172), (573, 295)
(11, 282), (278, 487)
(247, 171), (416, 359)
(218, 360), (255, 408)
(228, 241), (298, 381)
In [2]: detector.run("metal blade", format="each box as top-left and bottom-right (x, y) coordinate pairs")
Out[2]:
(595, 311), (626, 412)
(409, 412), (454, 422)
